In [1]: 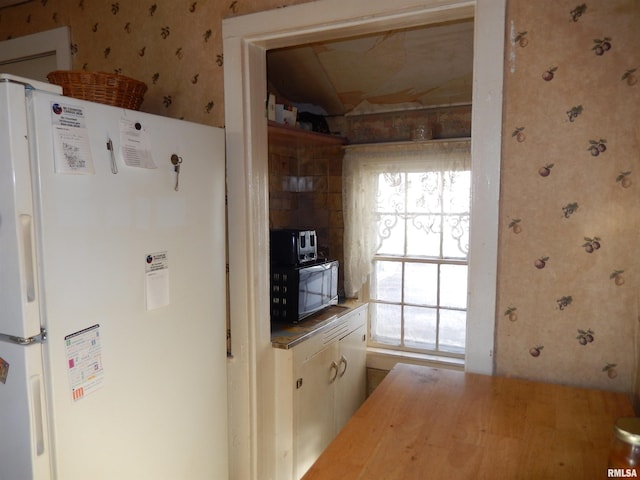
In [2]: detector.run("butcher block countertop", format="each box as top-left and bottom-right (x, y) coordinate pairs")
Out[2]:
(302, 363), (634, 479)
(271, 301), (364, 349)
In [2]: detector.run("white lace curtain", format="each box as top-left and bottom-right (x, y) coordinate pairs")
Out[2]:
(342, 139), (471, 297)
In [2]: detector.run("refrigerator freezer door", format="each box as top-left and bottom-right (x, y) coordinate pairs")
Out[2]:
(0, 79), (43, 340)
(26, 90), (229, 479)
(0, 79), (52, 480)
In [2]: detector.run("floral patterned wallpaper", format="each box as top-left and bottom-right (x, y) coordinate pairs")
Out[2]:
(0, 0), (310, 126)
(2, 0), (640, 396)
(497, 0), (640, 394)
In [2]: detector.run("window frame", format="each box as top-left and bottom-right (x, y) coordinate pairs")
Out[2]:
(367, 161), (470, 359)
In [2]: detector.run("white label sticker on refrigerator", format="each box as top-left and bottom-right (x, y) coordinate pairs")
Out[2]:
(65, 324), (104, 402)
(145, 252), (169, 310)
(119, 119), (157, 169)
(50, 102), (95, 174)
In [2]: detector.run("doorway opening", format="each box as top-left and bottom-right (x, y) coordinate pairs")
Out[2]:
(222, 1), (505, 478)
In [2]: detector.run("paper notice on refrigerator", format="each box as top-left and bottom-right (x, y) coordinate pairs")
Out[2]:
(65, 324), (104, 402)
(50, 102), (95, 174)
(119, 119), (156, 169)
(145, 252), (169, 310)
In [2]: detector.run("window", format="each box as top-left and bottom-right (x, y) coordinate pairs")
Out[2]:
(343, 139), (470, 358)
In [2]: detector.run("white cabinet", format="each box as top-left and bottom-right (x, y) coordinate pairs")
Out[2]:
(294, 341), (340, 476)
(334, 323), (367, 430)
(273, 304), (367, 480)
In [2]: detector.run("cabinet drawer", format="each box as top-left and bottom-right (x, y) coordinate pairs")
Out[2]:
(294, 304), (367, 363)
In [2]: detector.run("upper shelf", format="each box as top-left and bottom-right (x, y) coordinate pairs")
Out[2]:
(268, 120), (347, 145)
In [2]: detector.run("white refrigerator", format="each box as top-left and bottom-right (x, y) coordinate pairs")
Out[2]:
(0, 74), (228, 480)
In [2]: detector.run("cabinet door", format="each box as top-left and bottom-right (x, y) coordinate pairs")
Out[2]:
(336, 323), (367, 431)
(294, 341), (339, 479)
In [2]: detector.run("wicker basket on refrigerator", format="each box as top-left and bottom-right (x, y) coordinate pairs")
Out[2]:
(47, 70), (147, 110)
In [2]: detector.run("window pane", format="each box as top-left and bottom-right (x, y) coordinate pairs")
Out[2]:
(442, 171), (470, 212)
(442, 214), (469, 258)
(370, 303), (401, 346)
(439, 308), (466, 352)
(407, 172), (440, 213)
(404, 305), (436, 349)
(376, 173), (405, 256)
(376, 173), (406, 214)
(376, 213), (405, 255)
(404, 262), (437, 305)
(371, 261), (402, 302)
(440, 264), (468, 308)
(406, 214), (441, 257)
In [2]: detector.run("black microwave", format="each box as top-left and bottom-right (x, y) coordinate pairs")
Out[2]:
(270, 260), (338, 323)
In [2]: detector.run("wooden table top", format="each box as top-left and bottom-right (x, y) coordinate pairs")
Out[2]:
(302, 363), (634, 480)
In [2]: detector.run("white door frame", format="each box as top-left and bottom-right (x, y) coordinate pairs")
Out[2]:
(0, 26), (71, 79)
(222, 1), (505, 478)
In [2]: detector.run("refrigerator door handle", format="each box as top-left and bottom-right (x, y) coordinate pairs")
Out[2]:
(19, 214), (36, 302)
(30, 374), (46, 456)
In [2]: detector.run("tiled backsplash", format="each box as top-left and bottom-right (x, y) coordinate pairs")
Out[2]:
(268, 128), (345, 294)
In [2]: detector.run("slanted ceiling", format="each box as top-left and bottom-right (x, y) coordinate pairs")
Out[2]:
(267, 18), (474, 117)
